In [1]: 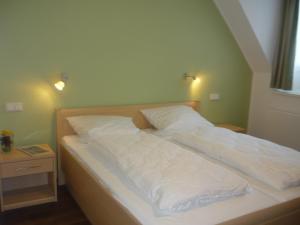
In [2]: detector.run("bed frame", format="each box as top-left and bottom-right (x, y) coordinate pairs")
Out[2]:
(56, 101), (300, 225)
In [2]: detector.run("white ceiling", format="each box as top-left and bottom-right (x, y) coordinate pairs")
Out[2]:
(213, 0), (283, 74)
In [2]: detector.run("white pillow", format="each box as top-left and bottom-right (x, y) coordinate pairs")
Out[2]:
(141, 105), (213, 131)
(67, 116), (139, 138)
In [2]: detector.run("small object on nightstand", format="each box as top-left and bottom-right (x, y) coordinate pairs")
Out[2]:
(217, 123), (246, 133)
(0, 144), (57, 212)
(19, 145), (49, 156)
(0, 130), (14, 153)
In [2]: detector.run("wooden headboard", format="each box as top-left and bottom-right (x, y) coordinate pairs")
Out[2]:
(56, 100), (199, 183)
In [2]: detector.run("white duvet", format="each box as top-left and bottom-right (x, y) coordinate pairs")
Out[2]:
(169, 126), (300, 191)
(87, 131), (250, 216)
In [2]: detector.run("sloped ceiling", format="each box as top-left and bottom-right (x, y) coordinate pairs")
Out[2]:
(214, 0), (283, 74)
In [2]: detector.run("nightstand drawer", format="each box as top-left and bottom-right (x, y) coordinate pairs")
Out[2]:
(1, 158), (53, 178)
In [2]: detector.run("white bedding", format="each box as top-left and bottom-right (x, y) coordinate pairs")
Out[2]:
(148, 129), (300, 202)
(160, 127), (300, 190)
(87, 131), (250, 216)
(62, 135), (279, 225)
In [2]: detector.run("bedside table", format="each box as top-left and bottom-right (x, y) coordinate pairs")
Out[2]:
(0, 144), (57, 212)
(217, 123), (246, 133)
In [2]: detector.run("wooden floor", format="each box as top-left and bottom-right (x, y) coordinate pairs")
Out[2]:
(0, 186), (91, 225)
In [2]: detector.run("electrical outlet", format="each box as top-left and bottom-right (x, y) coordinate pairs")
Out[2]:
(209, 93), (220, 101)
(5, 102), (23, 112)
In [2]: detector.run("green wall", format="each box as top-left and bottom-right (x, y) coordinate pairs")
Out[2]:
(0, 0), (252, 148)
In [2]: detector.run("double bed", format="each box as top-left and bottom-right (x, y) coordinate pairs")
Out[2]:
(56, 101), (300, 225)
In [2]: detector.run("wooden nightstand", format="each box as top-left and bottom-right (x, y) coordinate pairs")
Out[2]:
(217, 123), (246, 133)
(0, 144), (57, 212)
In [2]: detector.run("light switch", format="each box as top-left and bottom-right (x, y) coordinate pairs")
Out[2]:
(5, 102), (24, 112)
(209, 93), (220, 101)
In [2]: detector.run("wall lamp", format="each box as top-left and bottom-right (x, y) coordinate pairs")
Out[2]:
(54, 73), (68, 91)
(183, 73), (196, 80)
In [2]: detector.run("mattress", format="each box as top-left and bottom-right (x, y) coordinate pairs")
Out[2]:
(62, 135), (279, 225)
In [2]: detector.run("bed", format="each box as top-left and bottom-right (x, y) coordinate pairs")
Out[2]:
(56, 101), (300, 225)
